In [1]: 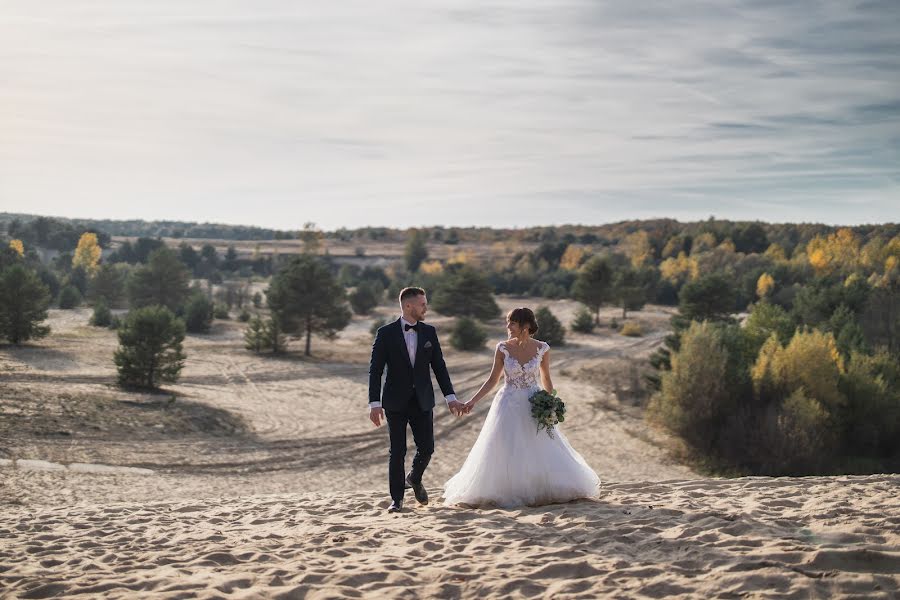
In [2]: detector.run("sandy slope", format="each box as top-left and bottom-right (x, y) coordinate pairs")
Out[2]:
(2, 476), (898, 599)
(4, 303), (898, 597)
(0, 301), (692, 507)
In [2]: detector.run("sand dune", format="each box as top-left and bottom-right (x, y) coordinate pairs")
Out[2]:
(2, 476), (898, 599)
(3, 306), (898, 598)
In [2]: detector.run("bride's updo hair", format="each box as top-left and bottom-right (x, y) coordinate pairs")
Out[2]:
(506, 307), (538, 335)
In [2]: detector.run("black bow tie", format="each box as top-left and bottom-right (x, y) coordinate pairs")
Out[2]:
(404, 323), (419, 332)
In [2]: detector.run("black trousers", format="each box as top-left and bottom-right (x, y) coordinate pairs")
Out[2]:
(385, 394), (434, 503)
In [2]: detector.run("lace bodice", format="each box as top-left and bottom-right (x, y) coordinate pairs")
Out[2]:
(498, 340), (549, 390)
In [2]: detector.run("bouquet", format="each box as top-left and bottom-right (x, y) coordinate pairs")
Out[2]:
(528, 389), (566, 438)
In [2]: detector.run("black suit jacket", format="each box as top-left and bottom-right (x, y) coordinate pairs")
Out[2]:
(368, 318), (455, 412)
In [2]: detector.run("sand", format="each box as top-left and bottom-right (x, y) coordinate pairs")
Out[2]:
(2, 303), (898, 598)
(2, 477), (898, 599)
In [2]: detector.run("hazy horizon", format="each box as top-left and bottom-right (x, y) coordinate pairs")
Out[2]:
(2, 1), (898, 229)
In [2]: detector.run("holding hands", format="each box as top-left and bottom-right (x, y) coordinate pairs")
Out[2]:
(449, 399), (477, 417)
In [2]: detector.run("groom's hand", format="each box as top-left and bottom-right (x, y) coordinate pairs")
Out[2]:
(369, 407), (384, 427)
(448, 400), (464, 417)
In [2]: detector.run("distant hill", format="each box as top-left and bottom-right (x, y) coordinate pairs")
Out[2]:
(2, 211), (897, 248)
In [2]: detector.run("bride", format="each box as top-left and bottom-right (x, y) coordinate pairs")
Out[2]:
(443, 307), (600, 508)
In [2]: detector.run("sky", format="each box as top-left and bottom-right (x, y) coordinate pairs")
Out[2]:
(1, 0), (898, 230)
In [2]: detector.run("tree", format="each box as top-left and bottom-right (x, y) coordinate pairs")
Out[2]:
(404, 230), (428, 273)
(266, 255), (352, 356)
(450, 316), (487, 351)
(572, 256), (613, 325)
(0, 264), (51, 344)
(114, 306), (186, 389)
(649, 321), (734, 453)
(179, 243), (200, 272)
(243, 315), (287, 353)
(183, 291), (214, 333)
(127, 247), (191, 312)
(349, 281), (380, 315)
(621, 231), (653, 268)
(244, 315), (267, 353)
(9, 239), (24, 257)
(72, 232), (102, 276)
(678, 274), (736, 323)
(756, 273), (775, 299)
(743, 301), (794, 354)
(90, 301), (112, 327)
(224, 245), (238, 271)
(58, 285), (82, 309)
(571, 305), (596, 334)
(432, 266), (500, 321)
(612, 267), (649, 319)
(534, 306), (565, 346)
(88, 263), (127, 307)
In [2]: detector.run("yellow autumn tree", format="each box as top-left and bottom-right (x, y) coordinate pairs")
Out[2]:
(717, 239), (736, 253)
(756, 273), (775, 299)
(691, 232), (717, 254)
(9, 239), (24, 257)
(72, 232), (102, 275)
(419, 260), (444, 275)
(448, 250), (475, 266)
(751, 329), (845, 412)
(659, 251), (699, 286)
(806, 228), (860, 274)
(559, 245), (588, 270)
(764, 243), (787, 262)
(621, 231), (652, 268)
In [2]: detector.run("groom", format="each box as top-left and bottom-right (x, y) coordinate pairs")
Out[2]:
(368, 287), (464, 513)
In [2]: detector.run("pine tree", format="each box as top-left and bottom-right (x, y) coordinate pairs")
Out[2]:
(432, 266), (500, 321)
(572, 256), (613, 325)
(404, 230), (428, 273)
(265, 255), (351, 355)
(127, 247), (191, 312)
(534, 306), (566, 346)
(0, 264), (51, 344)
(114, 306), (186, 389)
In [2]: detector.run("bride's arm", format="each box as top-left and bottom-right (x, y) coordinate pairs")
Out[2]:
(539, 349), (553, 393)
(466, 348), (505, 409)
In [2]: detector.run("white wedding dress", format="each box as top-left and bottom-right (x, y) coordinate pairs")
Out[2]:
(443, 341), (600, 508)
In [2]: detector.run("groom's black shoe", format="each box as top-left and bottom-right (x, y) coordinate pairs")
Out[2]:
(406, 475), (429, 505)
(387, 500), (403, 513)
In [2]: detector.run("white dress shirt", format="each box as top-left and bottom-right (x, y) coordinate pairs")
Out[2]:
(369, 315), (458, 409)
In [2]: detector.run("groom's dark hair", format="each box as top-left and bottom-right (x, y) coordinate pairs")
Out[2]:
(399, 287), (426, 303)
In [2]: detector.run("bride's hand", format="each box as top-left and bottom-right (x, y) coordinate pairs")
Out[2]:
(463, 399), (477, 414)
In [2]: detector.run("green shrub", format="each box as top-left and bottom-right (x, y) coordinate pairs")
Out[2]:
(238, 309), (251, 322)
(184, 293), (214, 333)
(58, 285), (82, 309)
(450, 316), (487, 351)
(214, 304), (230, 319)
(370, 318), (387, 337)
(534, 306), (565, 346)
(571, 306), (596, 333)
(649, 321), (734, 453)
(349, 281), (380, 315)
(244, 315), (286, 353)
(90, 301), (112, 327)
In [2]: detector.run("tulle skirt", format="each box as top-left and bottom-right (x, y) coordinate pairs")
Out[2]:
(443, 384), (601, 508)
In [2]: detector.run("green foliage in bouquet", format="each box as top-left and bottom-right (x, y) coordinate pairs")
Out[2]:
(528, 388), (566, 438)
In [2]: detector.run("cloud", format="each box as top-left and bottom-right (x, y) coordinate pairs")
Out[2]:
(0, 0), (897, 228)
